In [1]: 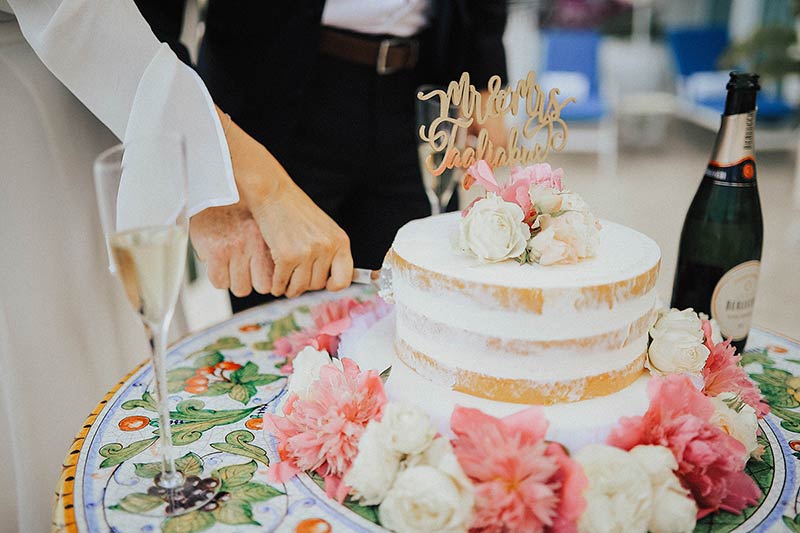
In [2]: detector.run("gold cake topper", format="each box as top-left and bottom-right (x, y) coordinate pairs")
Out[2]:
(417, 71), (575, 176)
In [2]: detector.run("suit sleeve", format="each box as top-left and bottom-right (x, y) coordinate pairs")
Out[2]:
(8, 0), (238, 217)
(465, 0), (508, 88)
(135, 0), (193, 65)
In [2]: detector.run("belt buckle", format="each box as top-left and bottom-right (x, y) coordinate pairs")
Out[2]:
(377, 37), (418, 75)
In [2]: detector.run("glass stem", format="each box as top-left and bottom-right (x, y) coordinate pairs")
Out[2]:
(148, 318), (183, 489)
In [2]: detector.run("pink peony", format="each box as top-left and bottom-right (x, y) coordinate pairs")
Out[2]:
(511, 163), (564, 192)
(274, 297), (376, 373)
(274, 330), (321, 374)
(464, 160), (536, 221)
(450, 406), (586, 532)
(701, 320), (769, 417)
(607, 375), (761, 517)
(264, 358), (387, 501)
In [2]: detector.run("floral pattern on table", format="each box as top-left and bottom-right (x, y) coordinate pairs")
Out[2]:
(53, 286), (800, 532)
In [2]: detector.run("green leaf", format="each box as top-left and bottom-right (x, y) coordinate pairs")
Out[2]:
(134, 452), (204, 478)
(133, 461), (163, 479)
(194, 352), (224, 369)
(230, 481), (283, 503)
(175, 452), (204, 476)
(783, 515), (800, 533)
(343, 499), (380, 524)
(109, 492), (163, 513)
(229, 383), (256, 404)
(241, 374), (283, 387)
(168, 403), (257, 446)
(379, 366), (392, 382)
(215, 460), (257, 491)
(741, 349), (774, 367)
(252, 341), (271, 351)
(162, 510), (215, 533)
(261, 314), (300, 350)
(99, 437), (158, 468)
(212, 500), (259, 526)
(201, 382), (235, 397)
(167, 367), (197, 381)
(122, 391), (158, 412)
(210, 430), (270, 466)
(187, 337), (245, 359)
(230, 361), (258, 382)
(230, 361), (284, 388)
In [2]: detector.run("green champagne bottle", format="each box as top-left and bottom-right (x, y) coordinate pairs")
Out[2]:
(671, 72), (763, 354)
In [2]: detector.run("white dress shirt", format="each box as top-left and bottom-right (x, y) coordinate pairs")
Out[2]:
(7, 0), (238, 219)
(321, 0), (431, 37)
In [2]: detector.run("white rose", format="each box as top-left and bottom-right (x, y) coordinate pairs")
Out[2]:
(379, 439), (473, 533)
(650, 308), (704, 341)
(458, 195), (531, 263)
(286, 346), (342, 400)
(343, 421), (401, 505)
(382, 403), (437, 455)
(710, 393), (760, 459)
(560, 191), (591, 213)
(647, 329), (710, 376)
(629, 446), (697, 533)
(576, 444), (653, 533)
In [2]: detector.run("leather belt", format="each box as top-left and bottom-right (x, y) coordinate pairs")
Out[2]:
(319, 28), (419, 75)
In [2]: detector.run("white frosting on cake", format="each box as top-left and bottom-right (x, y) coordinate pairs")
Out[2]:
(349, 313), (651, 452)
(387, 212), (661, 405)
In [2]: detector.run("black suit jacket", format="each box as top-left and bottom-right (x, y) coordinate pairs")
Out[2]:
(136, 0), (507, 163)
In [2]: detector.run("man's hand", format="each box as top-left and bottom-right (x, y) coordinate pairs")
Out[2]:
(189, 203), (274, 297)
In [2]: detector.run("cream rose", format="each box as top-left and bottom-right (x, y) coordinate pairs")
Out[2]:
(382, 402), (437, 455)
(379, 439), (473, 533)
(286, 346), (342, 400)
(576, 444), (653, 533)
(458, 195), (531, 263)
(629, 446), (697, 533)
(529, 210), (599, 265)
(343, 421), (401, 506)
(647, 329), (710, 377)
(650, 308), (704, 341)
(527, 226), (569, 265)
(530, 184), (563, 214)
(710, 393), (760, 459)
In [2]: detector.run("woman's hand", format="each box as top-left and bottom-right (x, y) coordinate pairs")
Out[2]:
(189, 107), (353, 298)
(189, 202), (274, 297)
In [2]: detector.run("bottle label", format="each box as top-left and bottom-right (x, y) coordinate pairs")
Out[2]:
(705, 111), (757, 187)
(710, 260), (760, 341)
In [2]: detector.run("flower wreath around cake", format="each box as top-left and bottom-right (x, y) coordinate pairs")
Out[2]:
(262, 164), (769, 533)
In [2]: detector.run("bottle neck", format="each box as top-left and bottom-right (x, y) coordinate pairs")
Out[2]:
(705, 109), (757, 187)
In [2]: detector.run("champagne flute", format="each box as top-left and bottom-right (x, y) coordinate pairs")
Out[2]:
(94, 136), (188, 492)
(415, 84), (466, 215)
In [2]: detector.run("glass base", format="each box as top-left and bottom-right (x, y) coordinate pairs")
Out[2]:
(152, 473), (222, 515)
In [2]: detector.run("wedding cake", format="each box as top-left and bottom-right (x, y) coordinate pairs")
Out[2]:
(264, 72), (767, 531)
(377, 209), (661, 448)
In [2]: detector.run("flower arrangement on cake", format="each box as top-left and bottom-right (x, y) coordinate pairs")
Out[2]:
(458, 161), (599, 265)
(262, 293), (768, 533)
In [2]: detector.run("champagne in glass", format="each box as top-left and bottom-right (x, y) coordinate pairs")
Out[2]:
(416, 85), (466, 215)
(94, 136), (189, 494)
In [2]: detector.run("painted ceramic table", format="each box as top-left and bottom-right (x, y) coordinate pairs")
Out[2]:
(54, 286), (800, 533)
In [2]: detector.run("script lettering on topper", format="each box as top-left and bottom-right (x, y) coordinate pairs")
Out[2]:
(417, 71), (575, 176)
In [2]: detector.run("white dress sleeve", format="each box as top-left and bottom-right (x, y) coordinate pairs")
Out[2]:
(7, 0), (239, 217)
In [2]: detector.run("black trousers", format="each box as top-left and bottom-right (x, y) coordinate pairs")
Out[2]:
(230, 52), (433, 312)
